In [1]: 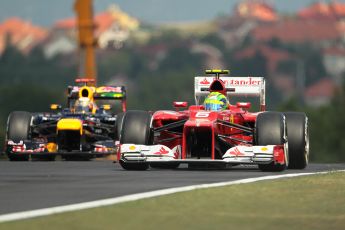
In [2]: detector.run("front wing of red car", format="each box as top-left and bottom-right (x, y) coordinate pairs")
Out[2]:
(119, 144), (286, 166)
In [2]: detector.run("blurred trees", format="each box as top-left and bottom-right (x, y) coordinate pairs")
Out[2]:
(279, 81), (345, 162)
(0, 45), (75, 146)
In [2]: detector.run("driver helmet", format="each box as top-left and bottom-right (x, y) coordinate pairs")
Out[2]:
(74, 97), (93, 113)
(204, 92), (228, 111)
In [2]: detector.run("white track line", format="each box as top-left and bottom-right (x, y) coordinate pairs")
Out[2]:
(0, 170), (344, 223)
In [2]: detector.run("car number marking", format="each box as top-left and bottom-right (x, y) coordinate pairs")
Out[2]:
(195, 112), (210, 118)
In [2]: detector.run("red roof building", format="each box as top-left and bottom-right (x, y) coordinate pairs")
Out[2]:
(54, 13), (114, 36)
(54, 5), (139, 36)
(234, 1), (278, 22)
(0, 17), (48, 54)
(53, 5), (139, 49)
(298, 1), (345, 20)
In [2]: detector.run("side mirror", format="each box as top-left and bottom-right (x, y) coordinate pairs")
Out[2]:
(50, 104), (62, 110)
(236, 102), (251, 110)
(101, 104), (112, 111)
(173, 102), (188, 109)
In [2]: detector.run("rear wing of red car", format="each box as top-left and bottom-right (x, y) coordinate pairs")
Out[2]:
(194, 76), (266, 111)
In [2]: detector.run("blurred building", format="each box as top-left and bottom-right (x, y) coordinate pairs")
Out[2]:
(218, 0), (278, 48)
(251, 1), (345, 46)
(234, 0), (278, 22)
(43, 18), (77, 59)
(0, 17), (48, 55)
(322, 46), (345, 83)
(43, 4), (140, 58)
(298, 1), (345, 21)
(251, 19), (345, 46)
(234, 44), (291, 74)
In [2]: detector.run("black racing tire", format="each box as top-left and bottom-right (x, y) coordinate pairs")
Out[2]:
(6, 111), (32, 161)
(120, 110), (152, 145)
(119, 160), (149, 170)
(114, 112), (124, 141)
(255, 112), (287, 172)
(119, 110), (152, 170)
(284, 112), (309, 169)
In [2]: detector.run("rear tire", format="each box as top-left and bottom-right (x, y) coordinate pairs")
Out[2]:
(119, 110), (152, 170)
(6, 111), (32, 161)
(284, 112), (309, 169)
(255, 112), (287, 172)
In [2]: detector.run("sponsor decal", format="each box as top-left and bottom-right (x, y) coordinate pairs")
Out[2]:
(46, 143), (57, 153)
(223, 77), (261, 86)
(71, 86), (80, 93)
(94, 145), (108, 153)
(261, 147), (268, 152)
(229, 147), (245, 157)
(230, 114), (234, 123)
(12, 144), (45, 153)
(273, 145), (285, 164)
(173, 147), (180, 159)
(97, 86), (122, 93)
(7, 140), (24, 146)
(200, 78), (211, 85)
(153, 147), (169, 155)
(195, 112), (210, 118)
(129, 146), (136, 150)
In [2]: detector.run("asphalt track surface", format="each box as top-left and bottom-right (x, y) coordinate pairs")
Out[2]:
(0, 161), (344, 215)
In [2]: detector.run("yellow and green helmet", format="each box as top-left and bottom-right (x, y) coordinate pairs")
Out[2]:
(204, 92), (228, 111)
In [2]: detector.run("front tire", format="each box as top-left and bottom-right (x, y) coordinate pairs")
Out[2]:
(119, 110), (152, 170)
(255, 112), (287, 172)
(284, 112), (309, 169)
(6, 111), (32, 161)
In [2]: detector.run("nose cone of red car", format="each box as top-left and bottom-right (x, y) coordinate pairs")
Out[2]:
(185, 110), (218, 128)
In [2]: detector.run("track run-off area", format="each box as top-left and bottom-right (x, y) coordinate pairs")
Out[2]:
(0, 161), (344, 222)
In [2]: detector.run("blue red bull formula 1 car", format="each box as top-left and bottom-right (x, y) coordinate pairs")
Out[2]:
(5, 79), (126, 161)
(118, 70), (309, 171)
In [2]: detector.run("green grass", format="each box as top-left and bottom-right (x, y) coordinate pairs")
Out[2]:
(1, 172), (345, 230)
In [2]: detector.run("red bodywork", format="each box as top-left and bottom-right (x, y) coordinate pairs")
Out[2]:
(152, 103), (258, 161)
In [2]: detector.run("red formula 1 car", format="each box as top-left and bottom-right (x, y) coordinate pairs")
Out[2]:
(117, 70), (309, 171)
